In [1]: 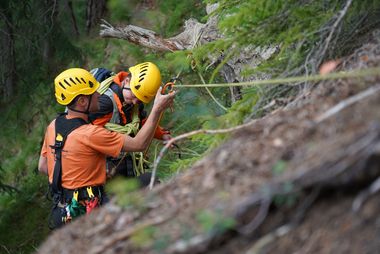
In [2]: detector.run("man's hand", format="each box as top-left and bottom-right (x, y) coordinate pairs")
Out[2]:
(152, 87), (176, 113)
(162, 134), (172, 141)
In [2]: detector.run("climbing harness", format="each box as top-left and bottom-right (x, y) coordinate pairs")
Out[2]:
(50, 114), (87, 197)
(48, 114), (104, 229)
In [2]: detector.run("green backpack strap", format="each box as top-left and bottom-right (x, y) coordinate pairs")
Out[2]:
(97, 75), (116, 95)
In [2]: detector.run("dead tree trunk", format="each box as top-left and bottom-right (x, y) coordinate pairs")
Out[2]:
(66, 0), (80, 37)
(86, 0), (107, 35)
(0, 7), (16, 101)
(99, 20), (186, 51)
(42, 0), (59, 72)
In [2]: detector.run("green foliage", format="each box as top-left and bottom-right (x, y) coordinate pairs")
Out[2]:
(106, 177), (145, 210)
(130, 226), (156, 248)
(152, 233), (171, 252)
(201, 0), (380, 76)
(107, 0), (139, 23)
(0, 174), (50, 254)
(157, 0), (206, 37)
(273, 182), (298, 208)
(196, 209), (235, 235)
(272, 160), (287, 176)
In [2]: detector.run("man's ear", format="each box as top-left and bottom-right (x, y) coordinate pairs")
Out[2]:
(76, 95), (88, 106)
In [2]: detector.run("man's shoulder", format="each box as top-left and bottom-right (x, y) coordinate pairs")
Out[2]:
(74, 124), (124, 142)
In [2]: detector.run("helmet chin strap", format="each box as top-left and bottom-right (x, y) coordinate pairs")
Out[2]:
(68, 94), (93, 115)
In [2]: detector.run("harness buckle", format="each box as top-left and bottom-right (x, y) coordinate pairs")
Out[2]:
(73, 190), (79, 201)
(86, 187), (95, 199)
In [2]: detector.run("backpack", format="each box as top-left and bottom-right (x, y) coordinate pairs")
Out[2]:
(90, 68), (116, 94)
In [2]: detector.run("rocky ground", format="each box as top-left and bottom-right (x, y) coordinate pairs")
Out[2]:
(38, 33), (380, 254)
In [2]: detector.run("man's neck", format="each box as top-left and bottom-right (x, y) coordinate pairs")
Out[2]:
(66, 109), (89, 121)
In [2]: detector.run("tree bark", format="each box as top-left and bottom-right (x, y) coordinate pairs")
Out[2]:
(100, 20), (186, 51)
(42, 0), (59, 71)
(66, 0), (80, 37)
(86, 0), (107, 35)
(0, 7), (16, 101)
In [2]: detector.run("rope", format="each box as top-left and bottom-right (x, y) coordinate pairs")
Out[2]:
(104, 105), (148, 176)
(148, 66), (380, 189)
(174, 66), (380, 88)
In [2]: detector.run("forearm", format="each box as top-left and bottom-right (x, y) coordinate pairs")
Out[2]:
(38, 156), (48, 175)
(122, 107), (162, 151)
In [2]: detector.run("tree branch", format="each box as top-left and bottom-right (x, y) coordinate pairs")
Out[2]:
(315, 84), (380, 123)
(99, 19), (185, 51)
(149, 119), (260, 189)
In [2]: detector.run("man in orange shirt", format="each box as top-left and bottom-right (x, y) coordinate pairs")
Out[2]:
(38, 68), (175, 229)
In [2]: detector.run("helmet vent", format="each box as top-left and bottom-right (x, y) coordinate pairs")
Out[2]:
(139, 77), (145, 82)
(61, 93), (66, 101)
(75, 77), (82, 84)
(81, 78), (86, 83)
(59, 82), (66, 89)
(89, 81), (94, 88)
(135, 84), (141, 90)
(64, 80), (71, 87)
(69, 78), (77, 85)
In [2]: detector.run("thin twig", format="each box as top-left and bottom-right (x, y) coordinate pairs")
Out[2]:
(197, 72), (228, 111)
(318, 0), (353, 66)
(245, 224), (293, 254)
(90, 209), (177, 254)
(315, 84), (380, 123)
(149, 119), (259, 189)
(352, 176), (380, 212)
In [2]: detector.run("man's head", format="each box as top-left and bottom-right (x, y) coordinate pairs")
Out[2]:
(121, 74), (140, 105)
(54, 68), (100, 113)
(126, 62), (162, 104)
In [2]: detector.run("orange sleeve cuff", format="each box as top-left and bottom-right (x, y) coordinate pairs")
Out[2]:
(141, 118), (170, 140)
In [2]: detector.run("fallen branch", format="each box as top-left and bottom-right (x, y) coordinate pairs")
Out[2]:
(352, 175), (380, 212)
(99, 19), (185, 51)
(245, 224), (293, 254)
(318, 0), (353, 66)
(149, 119), (260, 189)
(90, 209), (178, 254)
(315, 84), (380, 123)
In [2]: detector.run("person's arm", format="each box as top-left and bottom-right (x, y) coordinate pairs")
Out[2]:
(122, 87), (175, 152)
(38, 136), (48, 175)
(38, 155), (48, 175)
(141, 118), (171, 140)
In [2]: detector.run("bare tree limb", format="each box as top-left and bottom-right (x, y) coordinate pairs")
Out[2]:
(315, 84), (380, 123)
(149, 119), (260, 189)
(90, 208), (178, 254)
(100, 19), (185, 51)
(317, 0), (353, 67)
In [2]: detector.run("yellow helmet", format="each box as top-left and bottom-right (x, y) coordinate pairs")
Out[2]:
(54, 68), (100, 105)
(129, 62), (162, 103)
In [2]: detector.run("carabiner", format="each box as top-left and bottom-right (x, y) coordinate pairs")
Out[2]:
(162, 82), (175, 95)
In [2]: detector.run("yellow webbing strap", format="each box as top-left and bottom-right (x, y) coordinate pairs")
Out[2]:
(86, 187), (95, 199)
(104, 105), (148, 176)
(73, 190), (79, 202)
(97, 75), (116, 95)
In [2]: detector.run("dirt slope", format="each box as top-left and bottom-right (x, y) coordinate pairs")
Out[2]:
(38, 34), (380, 254)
